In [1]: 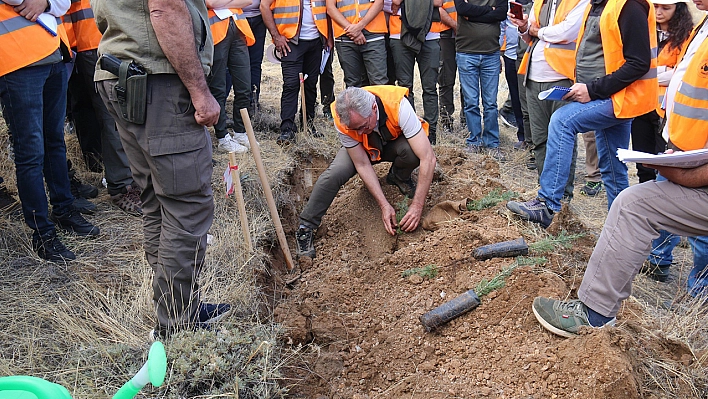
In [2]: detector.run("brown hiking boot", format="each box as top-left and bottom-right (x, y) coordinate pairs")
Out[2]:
(111, 185), (142, 216)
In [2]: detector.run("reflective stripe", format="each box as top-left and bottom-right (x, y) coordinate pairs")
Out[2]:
(314, 12), (327, 20)
(273, 5), (300, 12)
(444, 4), (456, 11)
(66, 7), (94, 23)
(358, 9), (367, 18)
(274, 16), (299, 24)
(0, 15), (33, 35)
(678, 81), (708, 101)
(209, 15), (221, 25)
(673, 102), (708, 121)
(639, 68), (657, 80)
(651, 46), (658, 58)
(547, 41), (575, 50)
(337, 0), (357, 6)
(341, 9), (356, 17)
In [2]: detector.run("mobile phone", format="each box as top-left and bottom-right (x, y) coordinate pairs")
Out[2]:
(509, 1), (524, 19)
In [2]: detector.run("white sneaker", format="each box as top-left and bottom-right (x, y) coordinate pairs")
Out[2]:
(232, 132), (256, 149)
(218, 135), (247, 153)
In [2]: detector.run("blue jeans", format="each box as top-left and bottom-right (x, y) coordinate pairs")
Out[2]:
(456, 51), (500, 148)
(0, 62), (73, 239)
(539, 98), (631, 212)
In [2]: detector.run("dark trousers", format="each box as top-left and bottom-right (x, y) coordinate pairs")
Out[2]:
(502, 54), (524, 141)
(247, 14), (267, 108)
(438, 33), (465, 127)
(300, 138), (421, 228)
(320, 46), (335, 112)
(630, 110), (663, 183)
(280, 38), (322, 132)
(67, 59), (103, 172)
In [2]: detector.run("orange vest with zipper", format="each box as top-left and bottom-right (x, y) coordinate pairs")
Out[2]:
(655, 37), (690, 117)
(575, 0), (657, 118)
(332, 0), (386, 37)
(430, 0), (456, 33)
(0, 3), (72, 77)
(62, 0), (101, 51)
(668, 19), (708, 151)
(517, 0), (582, 79)
(208, 9), (256, 46)
(271, 0), (329, 39)
(333, 86), (429, 162)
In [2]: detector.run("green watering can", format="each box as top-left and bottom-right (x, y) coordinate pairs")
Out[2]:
(0, 342), (167, 399)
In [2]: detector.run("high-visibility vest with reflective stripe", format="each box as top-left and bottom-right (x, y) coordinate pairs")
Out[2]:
(430, 0), (455, 33)
(0, 4), (71, 76)
(271, 0), (329, 39)
(208, 9), (256, 46)
(332, 0), (386, 37)
(518, 0), (581, 79)
(668, 29), (708, 151)
(655, 38), (687, 117)
(576, 0), (657, 118)
(333, 85), (429, 162)
(62, 0), (101, 51)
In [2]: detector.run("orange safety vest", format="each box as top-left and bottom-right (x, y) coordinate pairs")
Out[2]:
(668, 19), (708, 151)
(576, 0), (657, 118)
(208, 9), (256, 46)
(656, 37), (690, 117)
(332, 85), (429, 161)
(271, 0), (329, 40)
(0, 4), (72, 77)
(518, 0), (582, 79)
(332, 0), (386, 37)
(62, 0), (101, 52)
(430, 0), (456, 33)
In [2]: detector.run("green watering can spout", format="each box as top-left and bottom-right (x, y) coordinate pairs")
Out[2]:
(112, 341), (167, 399)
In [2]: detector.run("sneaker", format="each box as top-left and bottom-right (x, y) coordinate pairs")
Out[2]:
(532, 297), (616, 338)
(465, 144), (483, 154)
(297, 226), (316, 258)
(499, 108), (518, 129)
(111, 185), (143, 216)
(276, 129), (296, 145)
(51, 208), (100, 237)
(150, 302), (232, 341)
(580, 181), (603, 197)
(232, 132), (255, 149)
(68, 167), (99, 199)
(33, 232), (76, 262)
(639, 261), (671, 282)
(506, 198), (554, 228)
(218, 135), (248, 153)
(0, 184), (20, 215)
(386, 168), (416, 197)
(72, 197), (96, 215)
(487, 147), (507, 162)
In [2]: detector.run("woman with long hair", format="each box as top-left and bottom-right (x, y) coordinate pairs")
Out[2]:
(630, 0), (694, 184)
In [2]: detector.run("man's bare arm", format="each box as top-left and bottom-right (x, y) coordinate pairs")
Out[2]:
(399, 130), (436, 232)
(650, 163), (708, 189)
(148, 0), (220, 126)
(206, 0), (252, 9)
(439, 7), (456, 31)
(260, 0), (292, 53)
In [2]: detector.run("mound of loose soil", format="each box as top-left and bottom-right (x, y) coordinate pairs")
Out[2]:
(274, 148), (647, 398)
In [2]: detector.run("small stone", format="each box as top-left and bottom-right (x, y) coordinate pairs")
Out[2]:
(409, 274), (424, 284)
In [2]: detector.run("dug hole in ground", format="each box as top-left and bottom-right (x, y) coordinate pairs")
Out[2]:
(0, 56), (706, 399)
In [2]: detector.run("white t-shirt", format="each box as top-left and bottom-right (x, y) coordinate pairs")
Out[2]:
(300, 0), (321, 40)
(338, 98), (423, 148)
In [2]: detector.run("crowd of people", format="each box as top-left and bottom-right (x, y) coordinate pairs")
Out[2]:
(0, 0), (706, 339)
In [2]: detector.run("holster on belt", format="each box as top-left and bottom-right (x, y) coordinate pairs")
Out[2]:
(115, 61), (147, 124)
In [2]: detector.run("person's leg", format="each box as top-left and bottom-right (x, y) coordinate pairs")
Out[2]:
(478, 51), (500, 148)
(593, 118), (631, 209)
(456, 52), (483, 147)
(687, 236), (708, 297)
(417, 39), (440, 144)
(582, 131), (601, 183)
(67, 63), (104, 172)
(247, 14), (267, 110)
(503, 55), (523, 141)
(361, 39), (389, 85)
(389, 38), (417, 110)
(279, 41), (306, 133)
(227, 26), (252, 133)
(336, 41), (366, 88)
(578, 181), (708, 317)
(301, 39), (322, 124)
(526, 79), (572, 174)
(630, 111), (661, 183)
(381, 136), (421, 178)
(208, 39), (231, 140)
(320, 45), (335, 116)
(300, 147), (358, 228)
(438, 33), (456, 130)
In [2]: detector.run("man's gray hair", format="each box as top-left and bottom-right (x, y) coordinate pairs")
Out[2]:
(335, 87), (375, 127)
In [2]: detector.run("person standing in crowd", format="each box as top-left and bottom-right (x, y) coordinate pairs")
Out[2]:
(243, 0), (269, 114)
(0, 0), (100, 263)
(207, 2), (256, 154)
(93, 0), (231, 338)
(262, 0), (330, 144)
(437, 0), (465, 134)
(509, 0), (589, 199)
(388, 0), (443, 144)
(507, 0), (657, 228)
(63, 0), (143, 216)
(454, 0), (508, 160)
(500, 13), (525, 149)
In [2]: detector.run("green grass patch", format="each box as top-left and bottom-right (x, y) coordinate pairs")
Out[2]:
(529, 231), (585, 254)
(516, 256), (548, 266)
(402, 264), (439, 279)
(467, 188), (517, 211)
(395, 197), (409, 235)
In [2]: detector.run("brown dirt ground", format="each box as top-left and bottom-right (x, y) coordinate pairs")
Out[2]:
(267, 144), (701, 399)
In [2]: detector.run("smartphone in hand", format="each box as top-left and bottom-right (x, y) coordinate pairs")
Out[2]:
(509, 1), (524, 19)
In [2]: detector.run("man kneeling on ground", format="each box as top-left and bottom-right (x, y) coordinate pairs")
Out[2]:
(296, 86), (437, 257)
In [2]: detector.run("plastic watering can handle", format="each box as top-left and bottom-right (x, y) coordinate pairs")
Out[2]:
(112, 341), (167, 399)
(0, 376), (72, 399)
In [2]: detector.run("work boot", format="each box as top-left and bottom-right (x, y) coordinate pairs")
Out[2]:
(72, 197), (96, 215)
(296, 226), (316, 258)
(386, 168), (416, 197)
(51, 207), (100, 237)
(68, 160), (99, 199)
(640, 261), (671, 282)
(33, 231), (76, 262)
(111, 185), (143, 216)
(277, 129), (296, 145)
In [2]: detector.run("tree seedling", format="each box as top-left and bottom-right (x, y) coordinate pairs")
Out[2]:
(402, 264), (439, 279)
(467, 188), (517, 211)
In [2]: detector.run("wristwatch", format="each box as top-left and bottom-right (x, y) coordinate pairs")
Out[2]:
(45, 0), (51, 12)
